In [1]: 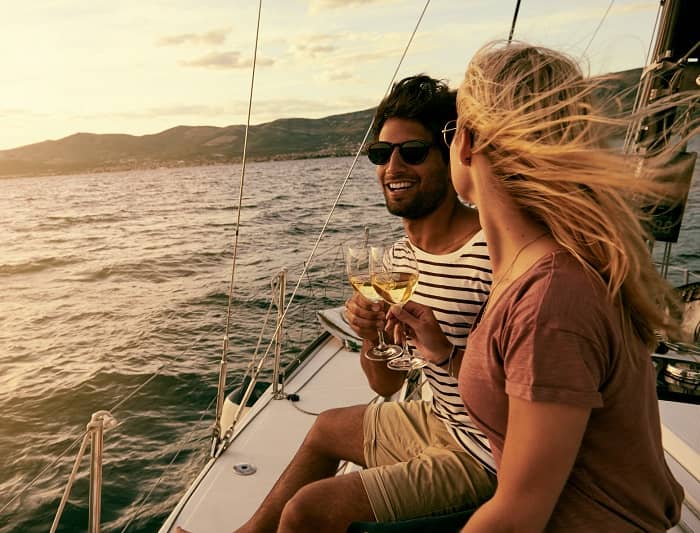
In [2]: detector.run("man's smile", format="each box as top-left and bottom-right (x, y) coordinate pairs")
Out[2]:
(386, 181), (416, 192)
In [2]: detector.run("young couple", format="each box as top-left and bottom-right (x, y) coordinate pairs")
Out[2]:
(179, 40), (689, 533)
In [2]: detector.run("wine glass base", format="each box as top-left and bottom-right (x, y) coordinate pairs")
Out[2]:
(387, 356), (428, 371)
(365, 344), (403, 361)
(408, 358), (428, 370)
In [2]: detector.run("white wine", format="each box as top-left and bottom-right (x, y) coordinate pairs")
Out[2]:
(371, 272), (418, 304)
(350, 274), (381, 302)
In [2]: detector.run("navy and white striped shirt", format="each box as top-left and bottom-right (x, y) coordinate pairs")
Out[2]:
(410, 229), (496, 474)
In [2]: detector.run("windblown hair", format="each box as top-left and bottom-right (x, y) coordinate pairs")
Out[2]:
(372, 74), (456, 163)
(456, 40), (699, 353)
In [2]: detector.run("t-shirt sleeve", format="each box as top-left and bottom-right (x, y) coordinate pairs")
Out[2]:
(501, 275), (607, 409)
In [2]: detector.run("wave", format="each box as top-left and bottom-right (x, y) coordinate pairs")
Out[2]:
(0, 255), (81, 276)
(34, 212), (128, 231)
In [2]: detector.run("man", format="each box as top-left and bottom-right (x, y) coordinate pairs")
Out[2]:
(236, 75), (495, 532)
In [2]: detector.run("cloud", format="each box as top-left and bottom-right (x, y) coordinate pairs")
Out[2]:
(287, 31), (401, 64)
(179, 52), (274, 69)
(110, 105), (228, 119)
(319, 69), (355, 82)
(251, 97), (362, 118)
(0, 108), (49, 118)
(291, 42), (338, 59)
(519, 3), (656, 33)
(157, 28), (231, 46)
(610, 2), (657, 16)
(308, 0), (392, 11)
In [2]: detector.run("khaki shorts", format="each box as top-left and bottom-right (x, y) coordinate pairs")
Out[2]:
(359, 400), (496, 522)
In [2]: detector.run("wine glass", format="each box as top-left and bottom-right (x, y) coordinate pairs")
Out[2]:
(344, 242), (403, 361)
(370, 241), (427, 371)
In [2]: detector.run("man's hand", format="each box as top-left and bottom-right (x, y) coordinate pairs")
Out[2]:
(345, 292), (387, 342)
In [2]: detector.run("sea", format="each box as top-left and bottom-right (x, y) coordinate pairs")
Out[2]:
(1, 153), (698, 533)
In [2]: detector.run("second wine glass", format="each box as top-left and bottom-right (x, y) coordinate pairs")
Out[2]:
(370, 241), (427, 371)
(345, 242), (402, 361)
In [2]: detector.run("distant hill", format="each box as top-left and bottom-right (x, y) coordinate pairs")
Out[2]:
(0, 68), (642, 179)
(0, 108), (376, 178)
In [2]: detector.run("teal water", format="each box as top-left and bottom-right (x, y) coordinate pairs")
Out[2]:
(0, 151), (698, 532)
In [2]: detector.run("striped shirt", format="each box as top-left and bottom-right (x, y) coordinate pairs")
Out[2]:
(409, 229), (496, 474)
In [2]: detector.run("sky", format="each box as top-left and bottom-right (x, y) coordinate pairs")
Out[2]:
(0, 0), (663, 150)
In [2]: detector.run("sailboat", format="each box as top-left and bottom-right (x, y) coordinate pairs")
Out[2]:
(151, 1), (700, 532)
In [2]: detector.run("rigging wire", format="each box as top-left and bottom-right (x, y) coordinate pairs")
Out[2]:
(213, 0), (264, 438)
(507, 0), (522, 43)
(212, 0), (434, 453)
(623, 0), (665, 151)
(257, 0), (431, 371)
(581, 0), (615, 56)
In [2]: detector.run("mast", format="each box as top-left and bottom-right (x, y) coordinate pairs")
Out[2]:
(629, 0), (699, 277)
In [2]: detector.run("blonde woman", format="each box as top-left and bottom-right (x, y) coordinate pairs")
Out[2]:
(391, 41), (694, 531)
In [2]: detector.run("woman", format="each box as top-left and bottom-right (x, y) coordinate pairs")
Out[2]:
(391, 41), (692, 531)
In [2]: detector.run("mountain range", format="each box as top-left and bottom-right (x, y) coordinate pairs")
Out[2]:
(0, 69), (641, 179)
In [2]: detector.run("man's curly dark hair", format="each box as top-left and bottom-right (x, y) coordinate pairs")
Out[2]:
(371, 74), (457, 163)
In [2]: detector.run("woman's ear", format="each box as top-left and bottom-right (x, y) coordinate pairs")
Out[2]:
(456, 128), (472, 166)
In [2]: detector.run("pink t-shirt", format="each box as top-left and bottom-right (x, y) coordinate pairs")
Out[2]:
(459, 250), (683, 532)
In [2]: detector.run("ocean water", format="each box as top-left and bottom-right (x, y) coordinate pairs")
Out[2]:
(1, 153), (698, 533)
(0, 156), (404, 533)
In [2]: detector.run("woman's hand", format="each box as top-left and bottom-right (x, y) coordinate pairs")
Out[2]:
(387, 301), (452, 364)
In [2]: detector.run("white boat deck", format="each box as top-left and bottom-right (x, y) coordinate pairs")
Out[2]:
(159, 335), (378, 533)
(660, 399), (700, 532)
(160, 335), (700, 532)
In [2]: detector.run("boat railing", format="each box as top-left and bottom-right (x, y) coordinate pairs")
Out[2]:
(49, 411), (118, 533)
(658, 262), (700, 285)
(213, 269), (291, 458)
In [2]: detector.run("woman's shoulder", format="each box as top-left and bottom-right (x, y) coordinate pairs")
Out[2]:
(509, 250), (609, 322)
(520, 249), (603, 291)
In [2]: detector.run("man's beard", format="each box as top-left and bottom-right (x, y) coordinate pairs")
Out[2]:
(385, 181), (448, 220)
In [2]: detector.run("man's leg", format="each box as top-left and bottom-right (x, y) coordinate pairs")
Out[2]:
(278, 471), (374, 533)
(236, 404), (368, 533)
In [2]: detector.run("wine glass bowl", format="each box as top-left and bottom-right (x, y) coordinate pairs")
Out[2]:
(344, 242), (403, 361)
(370, 241), (427, 371)
(371, 271), (418, 306)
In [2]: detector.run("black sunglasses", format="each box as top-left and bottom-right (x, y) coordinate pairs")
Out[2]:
(367, 140), (433, 165)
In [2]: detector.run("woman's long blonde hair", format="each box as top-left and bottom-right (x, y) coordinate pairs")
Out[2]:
(457, 40), (698, 353)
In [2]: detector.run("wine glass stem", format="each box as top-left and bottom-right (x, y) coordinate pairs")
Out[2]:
(402, 324), (410, 355)
(376, 328), (388, 349)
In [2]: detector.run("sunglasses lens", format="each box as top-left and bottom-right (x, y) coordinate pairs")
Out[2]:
(399, 141), (430, 165)
(367, 143), (392, 165)
(367, 140), (431, 165)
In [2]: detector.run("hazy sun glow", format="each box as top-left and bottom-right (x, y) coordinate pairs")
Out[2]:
(0, 0), (659, 150)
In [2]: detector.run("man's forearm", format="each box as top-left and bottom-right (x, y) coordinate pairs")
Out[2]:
(359, 339), (406, 397)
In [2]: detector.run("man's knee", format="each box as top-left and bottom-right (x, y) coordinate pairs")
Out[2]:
(305, 405), (365, 456)
(279, 484), (327, 530)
